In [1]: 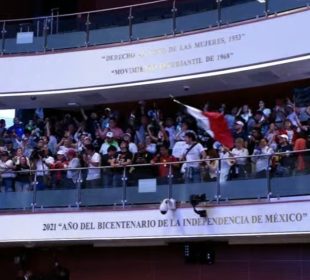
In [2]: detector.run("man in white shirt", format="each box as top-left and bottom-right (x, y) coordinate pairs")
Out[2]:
(182, 131), (206, 183)
(83, 144), (101, 188)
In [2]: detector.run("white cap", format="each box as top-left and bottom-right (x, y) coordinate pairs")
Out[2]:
(235, 121), (244, 127)
(263, 108), (271, 117)
(106, 131), (114, 138)
(279, 134), (288, 140)
(57, 150), (66, 155)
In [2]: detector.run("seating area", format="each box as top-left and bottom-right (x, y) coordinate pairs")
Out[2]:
(0, 93), (310, 210)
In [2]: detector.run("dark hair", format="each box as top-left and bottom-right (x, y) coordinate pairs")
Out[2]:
(159, 143), (170, 150)
(85, 144), (95, 151)
(185, 131), (197, 141)
(107, 145), (117, 152)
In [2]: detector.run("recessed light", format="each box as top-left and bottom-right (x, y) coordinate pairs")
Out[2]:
(67, 102), (80, 106)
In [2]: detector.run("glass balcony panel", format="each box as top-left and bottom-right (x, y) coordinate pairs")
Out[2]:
(221, 0), (265, 25)
(0, 168), (33, 210)
(0, 192), (33, 210)
(219, 155), (269, 200)
(132, 1), (173, 40)
(3, 19), (45, 54)
(80, 166), (124, 207)
(269, 0), (309, 14)
(0, 149), (309, 211)
(47, 14), (86, 50)
(88, 8), (130, 45)
(270, 150), (310, 198)
(176, 0), (218, 32)
(126, 164), (170, 205)
(171, 159), (218, 203)
(34, 169), (79, 208)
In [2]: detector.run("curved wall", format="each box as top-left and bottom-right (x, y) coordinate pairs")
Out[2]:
(0, 10), (309, 95)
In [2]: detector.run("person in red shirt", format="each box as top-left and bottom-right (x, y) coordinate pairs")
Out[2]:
(151, 144), (178, 185)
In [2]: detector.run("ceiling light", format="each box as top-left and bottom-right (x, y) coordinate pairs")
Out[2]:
(67, 102), (80, 106)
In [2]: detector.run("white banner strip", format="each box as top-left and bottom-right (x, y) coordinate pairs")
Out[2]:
(0, 200), (310, 242)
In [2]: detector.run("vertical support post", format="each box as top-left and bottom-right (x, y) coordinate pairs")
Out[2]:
(121, 167), (127, 208)
(50, 8), (59, 34)
(76, 170), (82, 209)
(50, 9), (54, 34)
(265, 0), (270, 16)
(215, 158), (221, 204)
(168, 164), (173, 199)
(31, 173), (38, 212)
(172, 0), (177, 35)
(1, 21), (6, 55)
(36, 19), (40, 37)
(128, 6), (134, 41)
(85, 13), (91, 47)
(43, 17), (49, 52)
(216, 0), (222, 26)
(266, 154), (272, 200)
(55, 9), (60, 33)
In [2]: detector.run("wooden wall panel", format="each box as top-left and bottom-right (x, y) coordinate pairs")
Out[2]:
(1, 243), (310, 280)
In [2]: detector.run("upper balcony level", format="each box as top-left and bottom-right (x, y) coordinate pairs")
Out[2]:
(0, 0), (309, 55)
(0, 1), (309, 109)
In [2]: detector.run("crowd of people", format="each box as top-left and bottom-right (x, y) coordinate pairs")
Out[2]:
(0, 97), (310, 192)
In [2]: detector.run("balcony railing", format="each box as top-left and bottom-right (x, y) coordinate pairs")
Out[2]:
(0, 0), (309, 55)
(0, 149), (310, 212)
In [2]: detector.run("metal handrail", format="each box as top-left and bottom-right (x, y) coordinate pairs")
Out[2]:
(0, 0), (170, 24)
(0, 147), (308, 211)
(0, 0), (307, 56)
(4, 148), (310, 174)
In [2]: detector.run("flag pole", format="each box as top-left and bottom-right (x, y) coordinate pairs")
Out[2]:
(169, 94), (183, 106)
